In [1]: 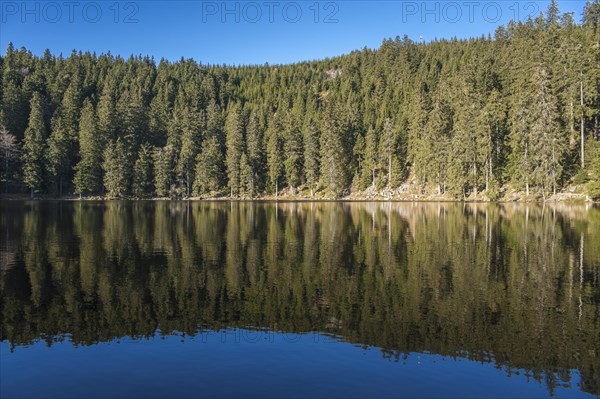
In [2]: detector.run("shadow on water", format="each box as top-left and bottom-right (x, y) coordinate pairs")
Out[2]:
(1, 201), (599, 397)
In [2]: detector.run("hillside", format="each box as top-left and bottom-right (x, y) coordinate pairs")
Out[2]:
(1, 0), (599, 200)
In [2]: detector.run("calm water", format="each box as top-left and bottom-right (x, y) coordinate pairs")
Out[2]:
(1, 201), (599, 398)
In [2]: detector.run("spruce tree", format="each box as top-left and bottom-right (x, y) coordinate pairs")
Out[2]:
(153, 145), (174, 197)
(266, 124), (283, 196)
(364, 127), (380, 189)
(74, 100), (102, 196)
(246, 110), (265, 190)
(0, 125), (19, 190)
(178, 108), (203, 196)
(102, 139), (128, 197)
(240, 153), (254, 198)
(225, 104), (245, 197)
(194, 136), (224, 195)
(320, 99), (351, 197)
(302, 118), (319, 196)
(133, 143), (155, 197)
(22, 92), (47, 197)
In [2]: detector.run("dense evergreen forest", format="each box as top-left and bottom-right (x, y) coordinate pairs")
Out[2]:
(1, 0), (600, 199)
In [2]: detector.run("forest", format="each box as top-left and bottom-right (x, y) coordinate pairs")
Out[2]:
(0, 0), (599, 199)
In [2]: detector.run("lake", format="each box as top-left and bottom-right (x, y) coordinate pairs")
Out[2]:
(1, 201), (599, 398)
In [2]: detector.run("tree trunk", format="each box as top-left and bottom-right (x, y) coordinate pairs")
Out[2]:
(484, 161), (490, 191)
(525, 141), (529, 197)
(388, 154), (392, 188)
(473, 163), (477, 196)
(372, 169), (375, 188)
(186, 172), (190, 197)
(580, 75), (585, 168)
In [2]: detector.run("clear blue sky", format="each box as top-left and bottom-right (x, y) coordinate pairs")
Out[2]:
(0, 1), (587, 65)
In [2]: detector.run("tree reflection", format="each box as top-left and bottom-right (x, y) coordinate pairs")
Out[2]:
(0, 201), (599, 395)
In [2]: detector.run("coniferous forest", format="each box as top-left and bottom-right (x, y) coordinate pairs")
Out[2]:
(1, 0), (600, 200)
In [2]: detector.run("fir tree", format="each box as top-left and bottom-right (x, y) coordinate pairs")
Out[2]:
(133, 143), (155, 198)
(194, 136), (224, 195)
(154, 145), (174, 197)
(102, 139), (128, 197)
(240, 153), (254, 198)
(320, 99), (351, 197)
(302, 118), (319, 195)
(225, 103), (245, 197)
(266, 124), (283, 196)
(74, 100), (102, 196)
(22, 92), (47, 197)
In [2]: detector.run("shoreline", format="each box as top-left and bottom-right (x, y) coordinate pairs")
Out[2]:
(1, 191), (595, 204)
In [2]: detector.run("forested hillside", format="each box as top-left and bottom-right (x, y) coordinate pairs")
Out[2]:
(1, 0), (599, 199)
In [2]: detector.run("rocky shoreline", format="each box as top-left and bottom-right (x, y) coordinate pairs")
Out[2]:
(1, 184), (595, 203)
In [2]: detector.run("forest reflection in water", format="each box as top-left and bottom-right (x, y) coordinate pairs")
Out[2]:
(1, 200), (599, 397)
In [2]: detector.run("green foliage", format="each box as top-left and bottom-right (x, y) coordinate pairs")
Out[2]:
(102, 139), (128, 197)
(154, 145), (174, 197)
(2, 5), (599, 198)
(2, 201), (599, 397)
(133, 144), (155, 198)
(266, 124), (283, 193)
(74, 100), (102, 195)
(225, 103), (245, 196)
(22, 92), (47, 195)
(320, 99), (352, 197)
(588, 181), (600, 200)
(194, 136), (224, 195)
(0, 126), (20, 187)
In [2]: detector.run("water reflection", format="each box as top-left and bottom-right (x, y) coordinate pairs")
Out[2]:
(1, 201), (599, 396)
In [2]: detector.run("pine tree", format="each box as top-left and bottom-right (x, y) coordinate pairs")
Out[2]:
(246, 110), (265, 190)
(302, 118), (319, 196)
(240, 153), (254, 198)
(529, 64), (565, 196)
(47, 72), (83, 196)
(0, 125), (19, 190)
(97, 76), (119, 143)
(194, 136), (224, 195)
(133, 143), (155, 197)
(74, 100), (102, 196)
(364, 127), (380, 189)
(266, 124), (283, 196)
(22, 92), (47, 197)
(153, 145), (174, 197)
(423, 87), (453, 194)
(381, 118), (396, 188)
(178, 108), (203, 196)
(1, 5), (599, 201)
(283, 104), (303, 190)
(320, 99), (351, 197)
(1, 47), (28, 139)
(478, 89), (506, 193)
(225, 103), (245, 197)
(102, 139), (128, 197)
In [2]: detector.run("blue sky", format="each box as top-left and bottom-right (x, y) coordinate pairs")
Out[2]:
(0, 1), (587, 65)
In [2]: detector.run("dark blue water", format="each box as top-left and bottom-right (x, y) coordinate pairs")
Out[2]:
(1, 201), (599, 398)
(1, 330), (593, 399)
